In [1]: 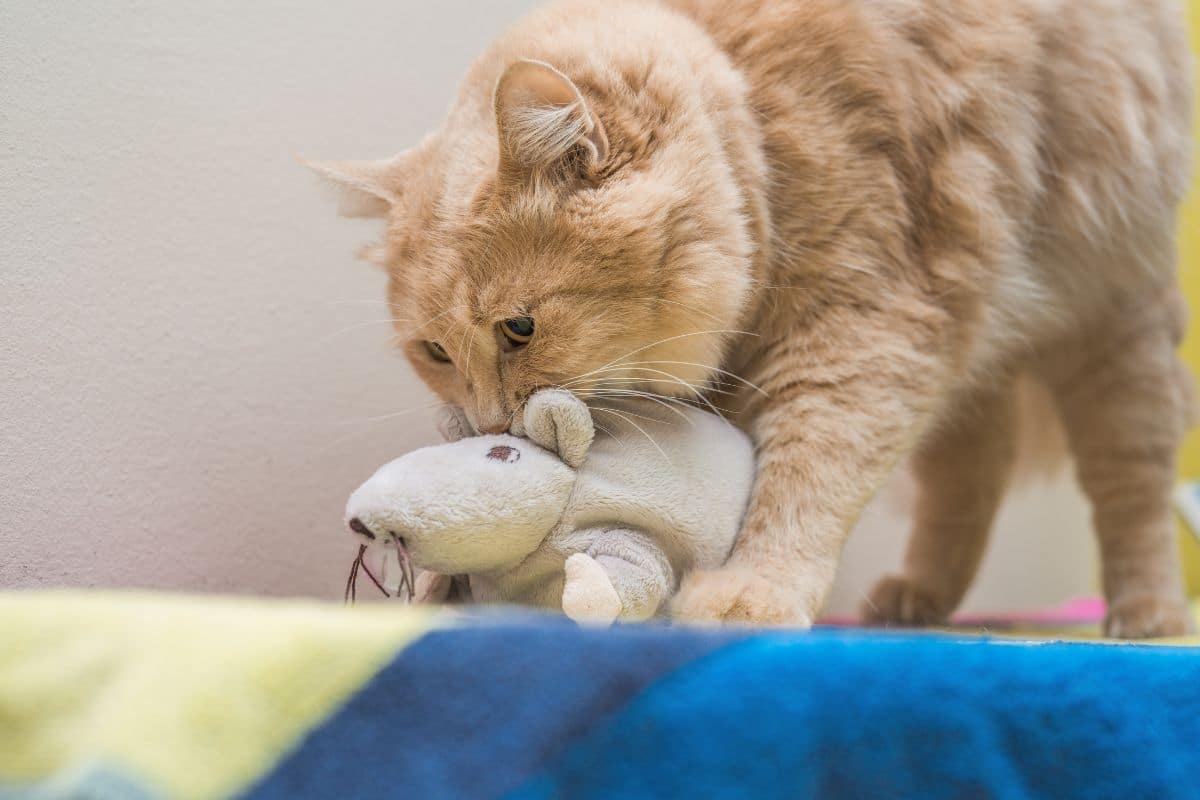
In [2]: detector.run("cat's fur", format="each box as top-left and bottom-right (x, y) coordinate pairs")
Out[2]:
(313, 0), (1196, 636)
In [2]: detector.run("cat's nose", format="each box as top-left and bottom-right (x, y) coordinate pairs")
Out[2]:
(347, 517), (376, 540)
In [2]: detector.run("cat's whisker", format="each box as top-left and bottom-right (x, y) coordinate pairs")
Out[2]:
(316, 317), (411, 344)
(592, 407), (672, 465)
(333, 401), (448, 427)
(586, 381), (736, 428)
(415, 307), (455, 334)
(573, 388), (697, 425)
(456, 322), (473, 372)
(327, 299), (413, 313)
(627, 296), (726, 325)
(566, 366), (737, 400)
(588, 404), (677, 427)
(626, 370), (734, 423)
(313, 402), (449, 457)
(462, 324), (478, 376)
(567, 374), (737, 401)
(564, 365), (748, 397)
(580, 385), (703, 407)
(617, 360), (769, 396)
(572, 329), (760, 383)
(590, 420), (626, 447)
(753, 284), (814, 291)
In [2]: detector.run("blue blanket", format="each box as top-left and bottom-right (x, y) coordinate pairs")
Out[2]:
(2, 593), (1198, 799)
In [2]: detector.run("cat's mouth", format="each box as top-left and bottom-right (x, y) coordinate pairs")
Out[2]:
(344, 538), (415, 604)
(466, 401), (524, 436)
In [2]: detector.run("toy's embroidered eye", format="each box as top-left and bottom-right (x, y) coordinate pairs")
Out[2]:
(487, 445), (520, 463)
(425, 341), (451, 363)
(500, 316), (534, 346)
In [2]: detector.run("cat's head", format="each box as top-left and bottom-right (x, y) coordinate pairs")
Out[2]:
(311, 52), (760, 432)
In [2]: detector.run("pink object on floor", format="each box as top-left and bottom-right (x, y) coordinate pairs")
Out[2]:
(819, 596), (1107, 629)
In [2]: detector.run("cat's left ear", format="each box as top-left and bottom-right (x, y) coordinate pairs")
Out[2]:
(301, 152), (411, 218)
(494, 59), (609, 175)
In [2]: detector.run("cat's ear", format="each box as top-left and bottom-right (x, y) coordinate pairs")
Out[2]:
(301, 153), (410, 218)
(494, 59), (609, 176)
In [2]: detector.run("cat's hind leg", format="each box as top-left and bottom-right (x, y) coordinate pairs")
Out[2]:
(1041, 288), (1193, 638)
(863, 381), (1017, 626)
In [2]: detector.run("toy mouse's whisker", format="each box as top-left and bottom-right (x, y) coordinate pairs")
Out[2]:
(345, 544), (398, 604)
(358, 552), (391, 598)
(395, 540), (416, 603)
(344, 544), (366, 605)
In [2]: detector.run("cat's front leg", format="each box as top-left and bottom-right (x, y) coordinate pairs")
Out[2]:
(673, 300), (952, 626)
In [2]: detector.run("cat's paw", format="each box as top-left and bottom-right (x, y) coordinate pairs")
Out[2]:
(562, 553), (621, 625)
(1105, 592), (1194, 639)
(861, 575), (952, 626)
(672, 567), (811, 627)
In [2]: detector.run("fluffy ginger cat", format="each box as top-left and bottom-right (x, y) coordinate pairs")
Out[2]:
(312, 0), (1195, 637)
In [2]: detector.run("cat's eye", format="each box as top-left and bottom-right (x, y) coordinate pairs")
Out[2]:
(501, 316), (535, 346)
(425, 341), (451, 363)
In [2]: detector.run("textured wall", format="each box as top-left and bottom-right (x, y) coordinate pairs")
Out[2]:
(0, 0), (1096, 611)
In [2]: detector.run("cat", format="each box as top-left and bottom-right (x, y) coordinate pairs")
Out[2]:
(311, 0), (1196, 637)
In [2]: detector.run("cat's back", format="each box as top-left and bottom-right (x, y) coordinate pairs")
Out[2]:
(668, 0), (1191, 183)
(667, 0), (1192, 336)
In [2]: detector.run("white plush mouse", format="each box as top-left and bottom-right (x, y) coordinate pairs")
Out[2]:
(344, 389), (755, 624)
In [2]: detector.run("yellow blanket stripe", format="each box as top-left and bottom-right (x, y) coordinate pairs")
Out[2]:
(966, 599), (1200, 645)
(1175, 0), (1200, 593)
(0, 592), (434, 799)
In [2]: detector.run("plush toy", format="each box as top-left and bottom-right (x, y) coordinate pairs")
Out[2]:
(344, 389), (755, 624)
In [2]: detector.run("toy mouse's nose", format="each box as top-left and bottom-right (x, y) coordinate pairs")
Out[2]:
(347, 517), (376, 540)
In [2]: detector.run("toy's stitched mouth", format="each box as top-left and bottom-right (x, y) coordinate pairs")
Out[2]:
(344, 538), (415, 605)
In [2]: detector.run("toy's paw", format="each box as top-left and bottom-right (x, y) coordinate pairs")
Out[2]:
(672, 568), (811, 628)
(1105, 592), (1194, 639)
(562, 553), (621, 625)
(436, 406), (475, 443)
(861, 575), (952, 626)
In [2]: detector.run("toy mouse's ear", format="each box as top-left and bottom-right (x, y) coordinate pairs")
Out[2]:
(521, 389), (594, 468)
(436, 406), (477, 443)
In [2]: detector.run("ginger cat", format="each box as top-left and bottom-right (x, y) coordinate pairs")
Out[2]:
(312, 0), (1196, 636)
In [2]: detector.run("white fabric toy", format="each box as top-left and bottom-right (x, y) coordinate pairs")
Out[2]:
(345, 389), (755, 624)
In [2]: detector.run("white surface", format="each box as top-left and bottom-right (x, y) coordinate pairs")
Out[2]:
(0, 0), (1097, 610)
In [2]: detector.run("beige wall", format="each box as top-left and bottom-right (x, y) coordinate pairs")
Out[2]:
(0, 1), (1096, 613)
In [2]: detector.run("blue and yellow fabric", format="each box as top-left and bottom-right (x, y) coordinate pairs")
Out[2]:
(3, 592), (1200, 800)
(6, 11), (1200, 800)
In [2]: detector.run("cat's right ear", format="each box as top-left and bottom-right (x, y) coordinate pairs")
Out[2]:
(494, 59), (609, 178)
(300, 153), (411, 218)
